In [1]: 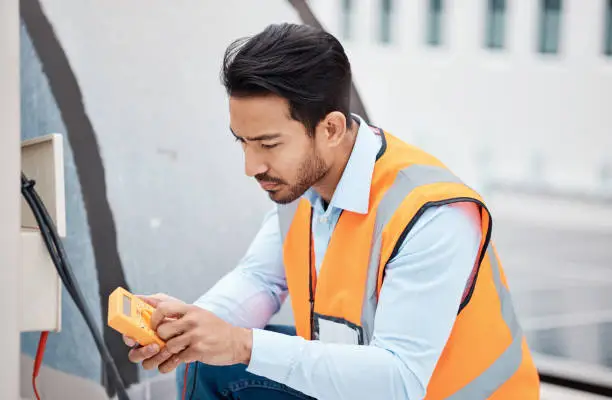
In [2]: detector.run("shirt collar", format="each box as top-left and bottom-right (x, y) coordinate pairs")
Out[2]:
(304, 114), (381, 215)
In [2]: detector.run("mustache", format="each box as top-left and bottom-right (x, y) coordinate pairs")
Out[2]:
(255, 173), (286, 185)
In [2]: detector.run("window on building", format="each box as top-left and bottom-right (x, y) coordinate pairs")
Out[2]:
(341, 0), (353, 40)
(538, 0), (562, 54)
(485, 0), (506, 49)
(380, 0), (393, 43)
(426, 0), (444, 46)
(605, 0), (612, 56)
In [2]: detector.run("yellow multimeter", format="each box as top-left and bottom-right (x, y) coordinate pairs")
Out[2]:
(107, 287), (165, 348)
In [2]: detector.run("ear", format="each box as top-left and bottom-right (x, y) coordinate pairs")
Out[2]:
(317, 111), (349, 147)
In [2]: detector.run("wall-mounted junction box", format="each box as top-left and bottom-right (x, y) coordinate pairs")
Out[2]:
(20, 133), (65, 333)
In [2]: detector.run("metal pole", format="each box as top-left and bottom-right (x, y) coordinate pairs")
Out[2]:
(0, 0), (22, 398)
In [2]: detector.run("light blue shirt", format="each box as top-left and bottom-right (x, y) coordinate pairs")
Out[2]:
(194, 115), (482, 400)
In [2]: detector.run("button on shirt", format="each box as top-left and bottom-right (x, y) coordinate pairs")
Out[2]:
(194, 115), (482, 400)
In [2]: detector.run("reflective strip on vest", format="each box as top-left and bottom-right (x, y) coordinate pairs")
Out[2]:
(368, 166), (525, 396)
(447, 247), (523, 399)
(361, 164), (463, 343)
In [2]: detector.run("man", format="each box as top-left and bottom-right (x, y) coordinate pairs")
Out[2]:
(124, 23), (540, 399)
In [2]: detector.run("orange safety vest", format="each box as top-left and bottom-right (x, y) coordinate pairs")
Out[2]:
(278, 126), (540, 399)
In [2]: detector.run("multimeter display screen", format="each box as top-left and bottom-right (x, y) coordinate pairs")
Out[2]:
(123, 295), (131, 316)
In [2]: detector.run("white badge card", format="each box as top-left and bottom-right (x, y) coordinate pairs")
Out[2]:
(315, 314), (363, 345)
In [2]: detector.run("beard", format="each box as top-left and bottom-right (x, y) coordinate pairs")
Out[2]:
(258, 150), (329, 205)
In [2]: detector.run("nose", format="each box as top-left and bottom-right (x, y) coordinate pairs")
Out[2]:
(244, 147), (268, 178)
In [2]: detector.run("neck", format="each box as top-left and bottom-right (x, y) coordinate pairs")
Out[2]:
(311, 120), (359, 204)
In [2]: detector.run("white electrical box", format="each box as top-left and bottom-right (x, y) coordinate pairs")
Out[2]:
(20, 134), (65, 332)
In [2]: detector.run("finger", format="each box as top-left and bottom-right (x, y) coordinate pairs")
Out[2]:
(158, 353), (183, 374)
(142, 346), (174, 370)
(137, 294), (168, 308)
(142, 293), (182, 306)
(128, 343), (160, 363)
(156, 318), (190, 341)
(150, 301), (190, 331)
(123, 335), (136, 347)
(138, 296), (161, 308)
(165, 331), (192, 355)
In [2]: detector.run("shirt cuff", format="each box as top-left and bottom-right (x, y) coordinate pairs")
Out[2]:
(246, 328), (305, 384)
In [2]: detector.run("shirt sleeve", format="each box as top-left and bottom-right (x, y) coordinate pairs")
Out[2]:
(192, 207), (288, 329)
(246, 202), (483, 400)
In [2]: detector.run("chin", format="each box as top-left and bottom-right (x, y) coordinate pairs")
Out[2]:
(268, 193), (293, 205)
(268, 189), (299, 205)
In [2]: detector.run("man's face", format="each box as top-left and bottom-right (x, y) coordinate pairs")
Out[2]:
(229, 95), (330, 204)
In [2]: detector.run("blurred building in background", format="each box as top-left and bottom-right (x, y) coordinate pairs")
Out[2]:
(311, 0), (612, 199)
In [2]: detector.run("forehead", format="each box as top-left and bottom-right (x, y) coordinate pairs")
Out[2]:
(229, 95), (292, 132)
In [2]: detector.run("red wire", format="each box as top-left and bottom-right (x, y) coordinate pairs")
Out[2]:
(181, 362), (190, 400)
(33, 331), (49, 400)
(33, 332), (191, 400)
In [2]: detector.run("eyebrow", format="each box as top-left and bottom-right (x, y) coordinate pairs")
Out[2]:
(230, 127), (281, 141)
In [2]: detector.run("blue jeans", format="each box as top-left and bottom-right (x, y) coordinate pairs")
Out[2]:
(175, 325), (316, 400)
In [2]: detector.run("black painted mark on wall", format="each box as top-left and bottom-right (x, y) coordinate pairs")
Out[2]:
(287, 0), (371, 122)
(20, 0), (137, 396)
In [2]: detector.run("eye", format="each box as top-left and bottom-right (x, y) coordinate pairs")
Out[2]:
(261, 143), (279, 149)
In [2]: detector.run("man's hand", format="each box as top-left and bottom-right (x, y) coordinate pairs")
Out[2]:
(123, 293), (183, 372)
(150, 299), (253, 374)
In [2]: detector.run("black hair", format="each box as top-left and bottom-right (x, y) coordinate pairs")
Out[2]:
(222, 23), (352, 136)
